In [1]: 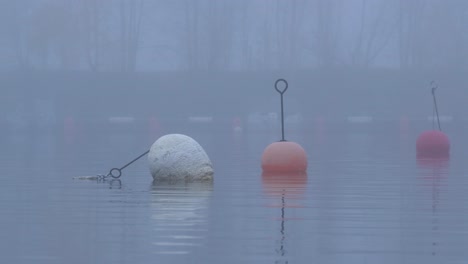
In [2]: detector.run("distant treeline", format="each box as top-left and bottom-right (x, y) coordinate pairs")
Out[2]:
(2, 1), (468, 71)
(1, 69), (467, 123)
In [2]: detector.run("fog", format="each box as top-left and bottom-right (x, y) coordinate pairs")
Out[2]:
(1, 0), (468, 130)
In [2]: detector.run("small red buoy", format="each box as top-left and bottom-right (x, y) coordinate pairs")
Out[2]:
(232, 116), (242, 132)
(149, 117), (159, 131)
(233, 117), (241, 127)
(262, 79), (308, 173)
(64, 115), (75, 128)
(416, 130), (450, 158)
(261, 141), (307, 172)
(64, 116), (76, 141)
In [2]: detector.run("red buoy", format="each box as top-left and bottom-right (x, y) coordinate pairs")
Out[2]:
(149, 117), (160, 132)
(261, 79), (308, 173)
(261, 141), (307, 172)
(416, 130), (450, 158)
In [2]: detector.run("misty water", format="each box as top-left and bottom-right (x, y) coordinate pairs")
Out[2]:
(1, 119), (468, 264)
(3, 1), (468, 263)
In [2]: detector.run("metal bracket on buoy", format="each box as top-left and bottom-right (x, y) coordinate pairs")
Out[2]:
(275, 79), (288, 142)
(431, 81), (442, 131)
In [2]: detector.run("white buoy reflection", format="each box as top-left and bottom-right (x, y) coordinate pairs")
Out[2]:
(150, 181), (213, 255)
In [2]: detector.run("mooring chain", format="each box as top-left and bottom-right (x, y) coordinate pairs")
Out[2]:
(97, 149), (150, 180)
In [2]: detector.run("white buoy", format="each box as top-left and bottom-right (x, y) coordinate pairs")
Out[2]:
(148, 134), (214, 182)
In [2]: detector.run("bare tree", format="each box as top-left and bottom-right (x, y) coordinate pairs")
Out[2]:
(288, 0), (306, 69)
(398, 0), (427, 68)
(274, 0), (287, 69)
(0, 1), (34, 68)
(79, 0), (102, 71)
(272, 0), (304, 69)
(239, 0), (252, 69)
(119, 0), (144, 72)
(206, 0), (234, 70)
(351, 0), (398, 67)
(315, 0), (341, 68)
(184, 0), (200, 69)
(26, 1), (85, 70)
(422, 0), (468, 69)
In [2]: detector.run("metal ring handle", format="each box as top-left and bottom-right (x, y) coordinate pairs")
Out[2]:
(431, 81), (437, 95)
(109, 168), (122, 179)
(275, 79), (288, 94)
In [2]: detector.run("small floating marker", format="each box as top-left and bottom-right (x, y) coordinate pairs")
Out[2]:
(108, 116), (135, 124)
(312, 116), (326, 144)
(347, 115), (373, 123)
(315, 116), (325, 127)
(64, 116), (75, 133)
(188, 116), (213, 123)
(64, 116), (77, 143)
(149, 116), (160, 133)
(416, 82), (450, 158)
(261, 79), (308, 173)
(400, 115), (410, 132)
(232, 116), (242, 132)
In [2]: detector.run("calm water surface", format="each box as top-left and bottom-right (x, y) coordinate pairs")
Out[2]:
(1, 121), (468, 264)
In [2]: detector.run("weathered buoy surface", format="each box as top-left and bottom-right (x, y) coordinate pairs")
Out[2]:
(148, 134), (214, 182)
(416, 130), (450, 158)
(261, 141), (307, 173)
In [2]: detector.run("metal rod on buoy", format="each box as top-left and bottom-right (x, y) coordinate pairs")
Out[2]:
(431, 81), (441, 131)
(275, 79), (288, 142)
(263, 79), (307, 172)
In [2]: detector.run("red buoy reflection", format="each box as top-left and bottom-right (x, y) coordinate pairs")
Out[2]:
(417, 154), (448, 257)
(261, 171), (308, 263)
(262, 171), (308, 201)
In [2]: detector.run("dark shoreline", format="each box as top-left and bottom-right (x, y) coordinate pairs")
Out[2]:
(2, 69), (467, 125)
